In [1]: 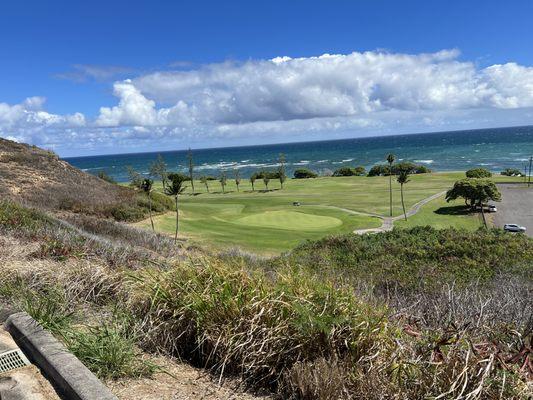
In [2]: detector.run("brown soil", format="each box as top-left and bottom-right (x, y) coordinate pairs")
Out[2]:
(108, 356), (270, 400)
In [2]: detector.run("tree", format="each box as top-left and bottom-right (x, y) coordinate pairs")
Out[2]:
(200, 175), (210, 192)
(278, 153), (287, 189)
(187, 148), (195, 194)
(262, 170), (270, 190)
(234, 169), (241, 192)
(250, 173), (257, 191)
(466, 168), (492, 178)
(149, 154), (168, 189)
(293, 168), (318, 179)
(386, 154), (395, 217)
(126, 166), (143, 189)
(397, 171), (410, 221)
(446, 178), (501, 207)
(140, 178), (154, 231)
(164, 174), (188, 243)
(219, 171), (227, 193)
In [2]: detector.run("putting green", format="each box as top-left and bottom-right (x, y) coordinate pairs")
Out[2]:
(234, 210), (342, 231)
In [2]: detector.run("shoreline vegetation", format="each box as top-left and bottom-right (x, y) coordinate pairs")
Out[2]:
(1, 138), (532, 398)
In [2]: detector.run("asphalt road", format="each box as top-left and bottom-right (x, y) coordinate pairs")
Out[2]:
(493, 184), (533, 237)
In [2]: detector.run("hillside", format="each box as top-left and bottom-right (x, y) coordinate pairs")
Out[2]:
(0, 138), (135, 212)
(0, 138), (173, 221)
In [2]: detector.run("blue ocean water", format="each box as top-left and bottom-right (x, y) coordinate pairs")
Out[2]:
(65, 126), (533, 182)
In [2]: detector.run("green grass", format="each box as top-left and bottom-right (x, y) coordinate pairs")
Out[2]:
(136, 173), (520, 253)
(395, 195), (483, 230)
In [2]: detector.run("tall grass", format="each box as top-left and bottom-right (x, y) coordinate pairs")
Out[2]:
(1, 200), (531, 398)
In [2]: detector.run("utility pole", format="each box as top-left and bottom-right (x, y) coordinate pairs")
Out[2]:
(527, 156), (533, 187)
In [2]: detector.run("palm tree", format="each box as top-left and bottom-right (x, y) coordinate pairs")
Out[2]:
(278, 153), (286, 189)
(187, 148), (195, 194)
(164, 175), (187, 243)
(262, 170), (270, 190)
(250, 173), (257, 192)
(234, 169), (241, 192)
(219, 171), (227, 193)
(386, 153), (395, 217)
(200, 175), (210, 192)
(397, 171), (410, 221)
(140, 178), (154, 231)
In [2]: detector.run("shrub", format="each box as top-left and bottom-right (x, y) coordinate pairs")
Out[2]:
(167, 172), (191, 182)
(97, 170), (116, 184)
(333, 167), (357, 176)
(333, 166), (366, 176)
(466, 168), (492, 178)
(501, 168), (523, 177)
(253, 170), (280, 180)
(368, 162), (432, 176)
(354, 165), (366, 176)
(293, 168), (318, 179)
(109, 205), (146, 222)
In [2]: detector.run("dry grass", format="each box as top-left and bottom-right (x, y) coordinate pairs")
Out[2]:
(0, 199), (531, 399)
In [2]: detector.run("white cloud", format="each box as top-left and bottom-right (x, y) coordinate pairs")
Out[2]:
(123, 49), (533, 126)
(2, 49), (533, 155)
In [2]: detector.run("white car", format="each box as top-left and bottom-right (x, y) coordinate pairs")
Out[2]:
(504, 224), (527, 232)
(488, 205), (497, 213)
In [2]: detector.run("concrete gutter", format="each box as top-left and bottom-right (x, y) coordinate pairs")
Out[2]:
(4, 311), (117, 400)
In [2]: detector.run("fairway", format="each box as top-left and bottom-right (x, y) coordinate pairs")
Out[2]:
(136, 172), (521, 253)
(235, 210), (342, 231)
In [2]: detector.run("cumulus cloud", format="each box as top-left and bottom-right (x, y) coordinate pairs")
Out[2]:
(2, 49), (533, 154)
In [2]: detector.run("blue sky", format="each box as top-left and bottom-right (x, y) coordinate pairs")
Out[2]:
(1, 0), (533, 156)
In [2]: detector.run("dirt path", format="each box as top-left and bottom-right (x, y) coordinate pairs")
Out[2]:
(309, 191), (447, 234)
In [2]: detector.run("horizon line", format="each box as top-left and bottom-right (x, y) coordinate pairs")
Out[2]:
(62, 123), (533, 160)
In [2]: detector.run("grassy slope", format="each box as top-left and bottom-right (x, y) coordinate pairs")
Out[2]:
(138, 173), (520, 253)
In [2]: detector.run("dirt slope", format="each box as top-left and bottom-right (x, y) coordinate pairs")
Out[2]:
(0, 138), (134, 213)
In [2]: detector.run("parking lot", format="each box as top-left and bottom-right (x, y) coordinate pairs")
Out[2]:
(493, 184), (533, 237)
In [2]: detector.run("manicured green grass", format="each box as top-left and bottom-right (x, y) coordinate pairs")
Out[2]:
(395, 195), (483, 230)
(136, 173), (520, 253)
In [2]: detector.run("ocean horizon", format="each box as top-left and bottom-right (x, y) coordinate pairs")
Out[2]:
(65, 125), (533, 182)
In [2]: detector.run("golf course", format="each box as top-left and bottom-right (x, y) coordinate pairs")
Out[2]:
(136, 172), (522, 254)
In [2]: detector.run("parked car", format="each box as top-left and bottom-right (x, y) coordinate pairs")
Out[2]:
(504, 224), (527, 232)
(488, 205), (497, 212)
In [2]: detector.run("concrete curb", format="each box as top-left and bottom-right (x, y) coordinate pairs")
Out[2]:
(5, 311), (117, 400)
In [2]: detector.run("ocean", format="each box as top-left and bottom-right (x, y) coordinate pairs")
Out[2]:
(65, 126), (533, 182)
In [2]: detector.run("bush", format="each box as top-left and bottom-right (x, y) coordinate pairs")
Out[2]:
(109, 205), (146, 222)
(333, 166), (366, 176)
(293, 168), (318, 179)
(333, 167), (357, 176)
(167, 172), (191, 182)
(284, 227), (532, 290)
(501, 168), (523, 177)
(353, 165), (366, 176)
(368, 162), (432, 176)
(466, 168), (492, 178)
(253, 170), (280, 180)
(96, 170), (116, 184)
